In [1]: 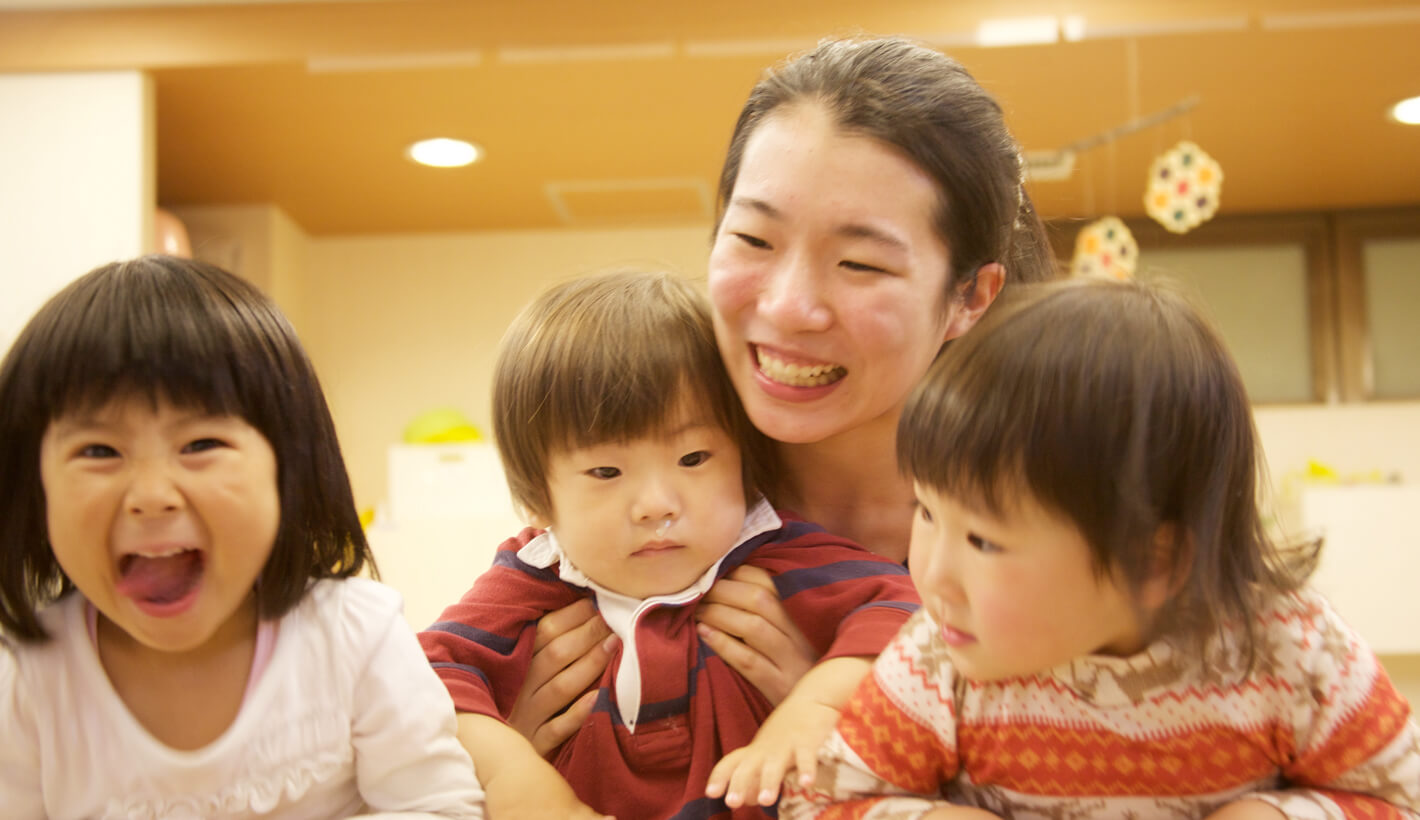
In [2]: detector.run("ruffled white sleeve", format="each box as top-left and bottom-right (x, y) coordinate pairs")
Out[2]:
(0, 642), (45, 819)
(341, 579), (486, 818)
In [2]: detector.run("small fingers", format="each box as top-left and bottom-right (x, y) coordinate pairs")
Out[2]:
(793, 742), (820, 789)
(752, 757), (788, 806)
(722, 753), (783, 808)
(704, 749), (741, 799)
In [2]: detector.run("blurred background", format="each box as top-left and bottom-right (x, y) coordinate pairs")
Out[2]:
(2, 0), (1417, 695)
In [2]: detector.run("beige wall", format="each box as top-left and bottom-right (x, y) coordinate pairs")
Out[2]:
(301, 226), (714, 514)
(0, 71), (152, 355)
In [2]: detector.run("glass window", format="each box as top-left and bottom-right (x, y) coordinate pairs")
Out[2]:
(1138, 244), (1313, 404)
(1363, 237), (1420, 399)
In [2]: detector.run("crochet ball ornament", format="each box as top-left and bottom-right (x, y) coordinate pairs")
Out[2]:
(1070, 217), (1138, 280)
(1145, 140), (1223, 234)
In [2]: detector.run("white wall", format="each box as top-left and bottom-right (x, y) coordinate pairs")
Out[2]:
(0, 71), (152, 354)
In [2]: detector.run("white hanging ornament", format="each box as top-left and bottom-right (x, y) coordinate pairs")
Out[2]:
(1144, 140), (1223, 234)
(1071, 216), (1138, 280)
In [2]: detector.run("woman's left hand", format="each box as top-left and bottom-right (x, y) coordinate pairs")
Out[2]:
(695, 564), (818, 704)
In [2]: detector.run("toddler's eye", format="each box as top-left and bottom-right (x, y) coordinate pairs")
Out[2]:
(587, 466), (621, 479)
(914, 501), (933, 523)
(78, 444), (119, 459)
(182, 438), (226, 454)
(967, 533), (1002, 554)
(679, 450), (710, 467)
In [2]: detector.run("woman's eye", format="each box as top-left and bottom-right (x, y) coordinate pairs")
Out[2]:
(679, 450), (710, 468)
(588, 466), (621, 479)
(967, 533), (1002, 554)
(841, 259), (888, 274)
(182, 438), (226, 454)
(733, 232), (770, 249)
(77, 444), (118, 459)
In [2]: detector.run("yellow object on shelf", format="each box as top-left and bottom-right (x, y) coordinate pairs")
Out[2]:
(403, 407), (481, 444)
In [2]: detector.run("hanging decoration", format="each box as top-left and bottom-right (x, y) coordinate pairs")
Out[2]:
(1070, 216), (1138, 279)
(1145, 140), (1223, 234)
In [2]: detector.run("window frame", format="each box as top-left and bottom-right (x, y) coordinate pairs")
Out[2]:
(1331, 207), (1420, 402)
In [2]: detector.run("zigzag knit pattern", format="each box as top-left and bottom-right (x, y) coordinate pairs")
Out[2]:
(782, 588), (1420, 820)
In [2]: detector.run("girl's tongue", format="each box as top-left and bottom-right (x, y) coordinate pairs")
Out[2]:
(115, 551), (204, 604)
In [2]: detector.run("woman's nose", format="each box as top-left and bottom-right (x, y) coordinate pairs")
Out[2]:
(758, 251), (832, 332)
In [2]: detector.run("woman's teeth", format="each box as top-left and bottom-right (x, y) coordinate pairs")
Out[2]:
(756, 348), (847, 387)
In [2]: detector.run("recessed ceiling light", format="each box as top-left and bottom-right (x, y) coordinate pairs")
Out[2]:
(1390, 95), (1420, 126)
(407, 138), (481, 168)
(975, 16), (1059, 47)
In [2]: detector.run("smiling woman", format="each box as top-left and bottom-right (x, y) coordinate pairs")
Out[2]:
(503, 39), (1061, 797)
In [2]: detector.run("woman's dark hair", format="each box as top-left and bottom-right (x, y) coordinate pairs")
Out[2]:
(717, 35), (1058, 298)
(899, 277), (1313, 665)
(0, 254), (373, 642)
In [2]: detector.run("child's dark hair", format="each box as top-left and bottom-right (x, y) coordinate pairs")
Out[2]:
(0, 254), (373, 642)
(493, 270), (765, 522)
(898, 277), (1314, 663)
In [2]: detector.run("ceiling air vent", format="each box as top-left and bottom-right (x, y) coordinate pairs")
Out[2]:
(544, 178), (713, 226)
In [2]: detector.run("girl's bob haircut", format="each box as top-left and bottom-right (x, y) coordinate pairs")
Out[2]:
(493, 270), (764, 523)
(898, 277), (1310, 663)
(0, 254), (372, 642)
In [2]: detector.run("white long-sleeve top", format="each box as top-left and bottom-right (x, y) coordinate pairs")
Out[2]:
(0, 577), (484, 820)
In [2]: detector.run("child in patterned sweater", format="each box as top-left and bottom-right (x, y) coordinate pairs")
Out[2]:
(780, 277), (1420, 819)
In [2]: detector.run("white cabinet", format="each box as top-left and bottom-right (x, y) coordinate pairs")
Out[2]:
(374, 443), (526, 630)
(1302, 485), (1420, 654)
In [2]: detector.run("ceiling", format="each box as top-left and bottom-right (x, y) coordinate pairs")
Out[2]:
(2, 0), (1418, 236)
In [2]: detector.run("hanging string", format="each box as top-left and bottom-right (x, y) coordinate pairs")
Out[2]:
(1082, 149), (1096, 217)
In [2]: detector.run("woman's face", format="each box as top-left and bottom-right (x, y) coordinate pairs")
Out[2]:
(709, 103), (971, 447)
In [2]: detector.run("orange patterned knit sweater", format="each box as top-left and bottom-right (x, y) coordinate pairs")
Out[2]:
(783, 588), (1420, 819)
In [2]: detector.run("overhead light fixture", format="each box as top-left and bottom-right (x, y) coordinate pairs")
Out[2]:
(407, 138), (481, 168)
(1390, 95), (1420, 126)
(976, 16), (1059, 47)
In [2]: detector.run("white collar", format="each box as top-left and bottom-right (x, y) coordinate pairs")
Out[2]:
(515, 496), (780, 603)
(516, 496), (781, 730)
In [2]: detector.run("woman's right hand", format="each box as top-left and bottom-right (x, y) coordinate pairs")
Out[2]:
(506, 598), (618, 756)
(694, 564), (819, 705)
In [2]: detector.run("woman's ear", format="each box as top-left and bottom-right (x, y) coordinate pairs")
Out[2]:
(941, 262), (1006, 342)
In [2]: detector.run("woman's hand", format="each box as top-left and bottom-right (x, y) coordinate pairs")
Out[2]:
(694, 565), (819, 704)
(506, 598), (618, 756)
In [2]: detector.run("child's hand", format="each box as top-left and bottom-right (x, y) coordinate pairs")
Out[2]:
(464, 713), (614, 820)
(483, 761), (613, 820)
(705, 695), (841, 808)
